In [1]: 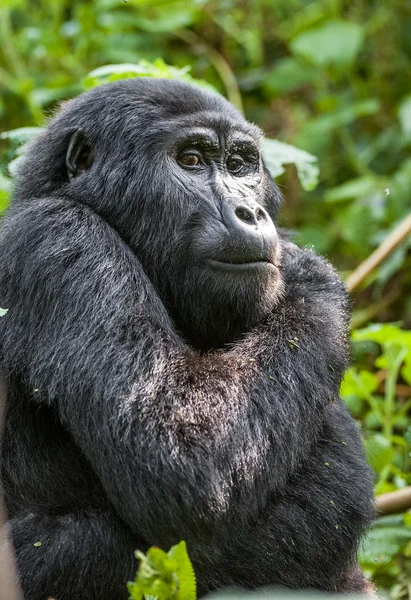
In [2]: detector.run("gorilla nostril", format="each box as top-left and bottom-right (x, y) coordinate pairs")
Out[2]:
(235, 206), (254, 224)
(255, 207), (265, 221)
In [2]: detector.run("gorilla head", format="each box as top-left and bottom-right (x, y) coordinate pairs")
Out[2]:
(15, 79), (282, 349)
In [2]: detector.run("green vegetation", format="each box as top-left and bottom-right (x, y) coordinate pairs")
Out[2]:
(128, 541), (196, 600)
(0, 1), (410, 597)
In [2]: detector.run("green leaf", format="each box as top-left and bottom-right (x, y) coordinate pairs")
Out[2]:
(262, 138), (319, 190)
(0, 173), (11, 215)
(168, 541), (196, 600)
(0, 190), (9, 215)
(296, 225), (332, 253)
(0, 308), (9, 317)
(340, 368), (379, 399)
(264, 58), (317, 94)
(360, 527), (405, 566)
(325, 176), (378, 203)
(83, 60), (214, 92)
(353, 324), (411, 349)
(290, 21), (365, 69)
(365, 434), (394, 473)
(0, 127), (44, 147)
(128, 541), (196, 600)
(132, 1), (205, 33)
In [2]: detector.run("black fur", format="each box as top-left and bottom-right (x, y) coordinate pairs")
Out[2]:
(0, 79), (374, 600)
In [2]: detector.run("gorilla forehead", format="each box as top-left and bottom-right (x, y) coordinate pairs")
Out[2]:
(58, 78), (261, 142)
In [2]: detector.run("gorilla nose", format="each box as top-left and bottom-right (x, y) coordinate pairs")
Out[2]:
(221, 200), (278, 262)
(234, 205), (269, 227)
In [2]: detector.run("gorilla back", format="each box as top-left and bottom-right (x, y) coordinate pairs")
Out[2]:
(0, 79), (374, 600)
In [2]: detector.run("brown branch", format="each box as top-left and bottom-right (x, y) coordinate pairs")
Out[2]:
(376, 486), (411, 515)
(0, 372), (23, 600)
(345, 212), (411, 293)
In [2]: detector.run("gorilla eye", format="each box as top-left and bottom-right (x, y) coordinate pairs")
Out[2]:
(178, 153), (201, 168)
(226, 156), (245, 174)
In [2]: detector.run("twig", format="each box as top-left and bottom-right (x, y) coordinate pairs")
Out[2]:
(350, 286), (401, 329)
(174, 29), (244, 113)
(376, 486), (411, 515)
(345, 213), (411, 293)
(0, 373), (23, 600)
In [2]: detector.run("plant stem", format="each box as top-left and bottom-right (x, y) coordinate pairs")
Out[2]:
(346, 213), (411, 293)
(383, 346), (408, 438)
(175, 29), (244, 113)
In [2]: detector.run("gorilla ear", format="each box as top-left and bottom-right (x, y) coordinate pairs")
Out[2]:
(66, 130), (94, 180)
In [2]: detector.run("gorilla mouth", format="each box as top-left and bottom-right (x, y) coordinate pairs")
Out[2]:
(207, 259), (277, 271)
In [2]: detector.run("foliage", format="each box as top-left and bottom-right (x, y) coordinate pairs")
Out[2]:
(341, 324), (411, 595)
(0, 1), (410, 598)
(0, 61), (318, 206)
(128, 541), (196, 600)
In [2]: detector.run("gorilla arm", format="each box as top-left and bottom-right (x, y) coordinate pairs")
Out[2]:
(0, 197), (350, 547)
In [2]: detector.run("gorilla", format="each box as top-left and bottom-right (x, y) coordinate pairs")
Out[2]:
(0, 78), (374, 600)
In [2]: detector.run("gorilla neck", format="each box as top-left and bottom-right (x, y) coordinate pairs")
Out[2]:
(172, 297), (271, 351)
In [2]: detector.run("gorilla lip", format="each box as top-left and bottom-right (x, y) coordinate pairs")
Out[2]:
(207, 259), (277, 271)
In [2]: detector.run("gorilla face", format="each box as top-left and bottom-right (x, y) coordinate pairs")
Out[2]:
(16, 79), (283, 348)
(158, 118), (282, 349)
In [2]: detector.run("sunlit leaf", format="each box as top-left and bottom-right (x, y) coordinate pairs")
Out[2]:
(262, 138), (319, 190)
(365, 433), (394, 472)
(0, 127), (43, 147)
(290, 21), (365, 69)
(83, 60), (215, 92)
(353, 324), (411, 349)
(360, 525), (411, 566)
(128, 541), (196, 600)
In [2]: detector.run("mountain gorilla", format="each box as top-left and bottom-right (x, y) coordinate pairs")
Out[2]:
(0, 79), (374, 600)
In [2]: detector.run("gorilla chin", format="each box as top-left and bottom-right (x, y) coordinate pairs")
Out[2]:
(174, 258), (283, 350)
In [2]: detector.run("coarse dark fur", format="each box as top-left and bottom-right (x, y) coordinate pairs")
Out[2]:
(0, 79), (374, 600)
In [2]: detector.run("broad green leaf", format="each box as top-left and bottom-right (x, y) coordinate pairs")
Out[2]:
(168, 541), (196, 600)
(341, 368), (379, 399)
(83, 60), (214, 92)
(262, 138), (319, 190)
(325, 176), (378, 203)
(264, 58), (317, 94)
(353, 324), (411, 349)
(0, 127), (43, 147)
(290, 21), (365, 69)
(359, 526), (411, 565)
(128, 541), (196, 600)
(365, 433), (394, 473)
(295, 99), (380, 155)
(296, 225), (332, 253)
(0, 190), (9, 215)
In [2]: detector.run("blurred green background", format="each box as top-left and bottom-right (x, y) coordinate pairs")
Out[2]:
(0, 0), (410, 597)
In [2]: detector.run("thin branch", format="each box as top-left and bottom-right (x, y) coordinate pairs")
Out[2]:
(350, 286), (402, 329)
(376, 486), (411, 515)
(174, 29), (244, 113)
(345, 213), (411, 293)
